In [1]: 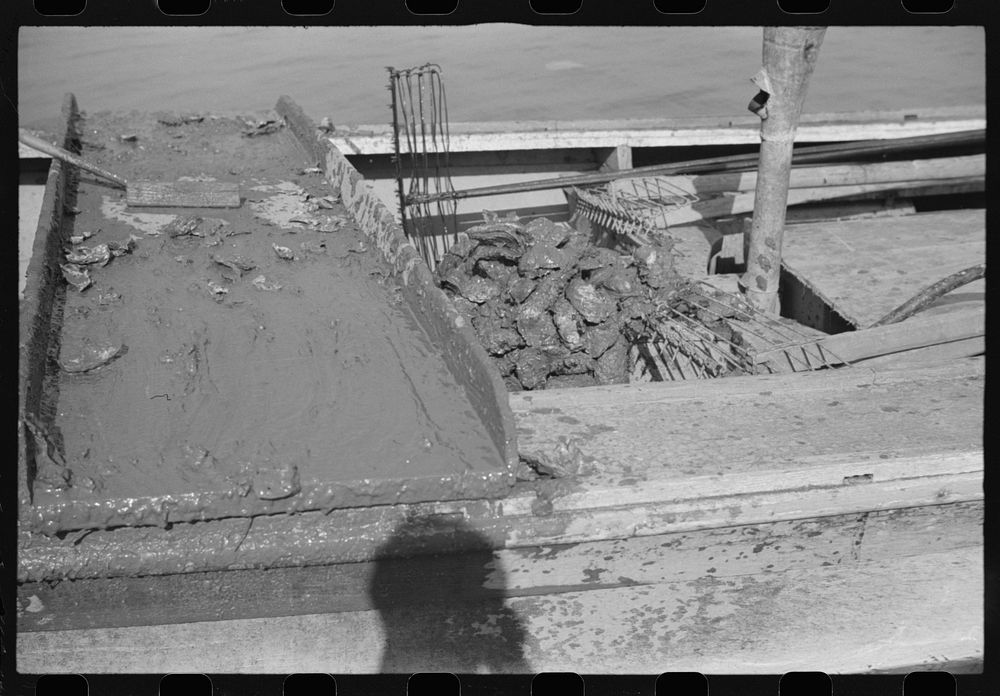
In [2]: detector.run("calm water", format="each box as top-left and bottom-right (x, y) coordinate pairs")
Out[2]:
(19, 26), (984, 128)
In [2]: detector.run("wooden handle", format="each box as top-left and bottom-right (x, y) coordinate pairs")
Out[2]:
(19, 129), (127, 188)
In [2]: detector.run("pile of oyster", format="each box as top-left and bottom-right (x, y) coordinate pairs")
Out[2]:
(435, 216), (688, 391)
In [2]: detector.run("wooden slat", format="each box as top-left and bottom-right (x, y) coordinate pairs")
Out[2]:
(754, 304), (985, 370)
(17, 501), (981, 631)
(642, 154), (983, 196)
(852, 336), (984, 369)
(661, 177), (983, 226)
(125, 180), (241, 208)
(17, 542), (982, 674)
(328, 106), (985, 155)
(18, 359), (984, 582)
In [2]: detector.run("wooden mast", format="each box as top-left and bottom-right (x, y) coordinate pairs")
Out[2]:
(740, 27), (827, 314)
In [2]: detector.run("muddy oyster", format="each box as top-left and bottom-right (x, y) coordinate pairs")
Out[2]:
(577, 247), (620, 271)
(207, 280), (229, 298)
(510, 347), (553, 390)
(551, 298), (582, 348)
(518, 244), (567, 274)
(516, 305), (562, 351)
(60, 263), (92, 291)
(594, 337), (629, 385)
(65, 244), (111, 266)
(592, 264), (640, 296)
(566, 278), (616, 324)
(252, 275), (282, 292)
(212, 253), (257, 276)
(69, 229), (95, 245)
(445, 233), (476, 259)
(475, 258), (515, 283)
(633, 241), (678, 289)
(520, 437), (587, 477)
(523, 217), (570, 248)
(272, 244), (295, 260)
(165, 216), (204, 238)
(581, 320), (622, 358)
(473, 313), (523, 355)
(441, 272), (501, 304)
(507, 276), (536, 304)
(107, 237), (139, 257)
(467, 224), (525, 254)
(59, 343), (127, 373)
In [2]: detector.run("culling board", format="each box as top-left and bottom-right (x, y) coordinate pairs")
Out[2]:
(18, 95), (518, 538)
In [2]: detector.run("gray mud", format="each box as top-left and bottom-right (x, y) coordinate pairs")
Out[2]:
(37, 111), (504, 519)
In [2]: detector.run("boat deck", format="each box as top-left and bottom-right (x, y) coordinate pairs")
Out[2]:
(18, 357), (984, 672)
(17, 106), (984, 675)
(781, 209), (985, 328)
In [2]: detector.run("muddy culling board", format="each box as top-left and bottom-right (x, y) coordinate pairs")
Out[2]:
(20, 97), (517, 535)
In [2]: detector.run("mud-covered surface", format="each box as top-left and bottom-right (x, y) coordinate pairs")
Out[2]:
(28, 109), (509, 531)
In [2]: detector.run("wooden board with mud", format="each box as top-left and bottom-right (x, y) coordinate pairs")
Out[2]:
(23, 107), (513, 534)
(17, 502), (983, 672)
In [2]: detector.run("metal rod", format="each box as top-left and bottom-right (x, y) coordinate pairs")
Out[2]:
(387, 69), (408, 236)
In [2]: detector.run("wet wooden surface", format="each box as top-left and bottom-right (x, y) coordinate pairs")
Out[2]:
(18, 354), (984, 672)
(18, 507), (982, 673)
(780, 209), (985, 328)
(21, 106), (516, 536)
(18, 358), (984, 583)
(17, 500), (982, 633)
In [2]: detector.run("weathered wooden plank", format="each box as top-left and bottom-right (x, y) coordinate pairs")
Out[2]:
(17, 544), (982, 674)
(661, 177), (982, 226)
(328, 107), (985, 155)
(754, 305), (985, 370)
(337, 105), (984, 138)
(780, 209), (985, 328)
(18, 359), (983, 582)
(19, 141), (50, 160)
(597, 145), (633, 172)
(17, 459), (982, 584)
(852, 336), (984, 369)
(124, 180), (241, 208)
(643, 155), (983, 196)
(17, 501), (982, 633)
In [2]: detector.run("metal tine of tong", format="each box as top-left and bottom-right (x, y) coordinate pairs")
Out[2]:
(656, 310), (747, 373)
(684, 281), (852, 370)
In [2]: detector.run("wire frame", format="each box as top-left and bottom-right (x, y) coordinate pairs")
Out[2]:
(572, 176), (697, 242)
(628, 279), (853, 382)
(387, 63), (459, 270)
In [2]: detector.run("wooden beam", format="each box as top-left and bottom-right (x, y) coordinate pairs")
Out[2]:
(327, 106), (984, 155)
(18, 359), (983, 582)
(850, 336), (984, 370)
(662, 176), (983, 225)
(18, 501), (982, 632)
(597, 144), (633, 172)
(754, 304), (984, 370)
(647, 154), (983, 196)
(17, 542), (982, 674)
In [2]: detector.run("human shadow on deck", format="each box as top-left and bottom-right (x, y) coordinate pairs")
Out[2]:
(368, 513), (530, 674)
